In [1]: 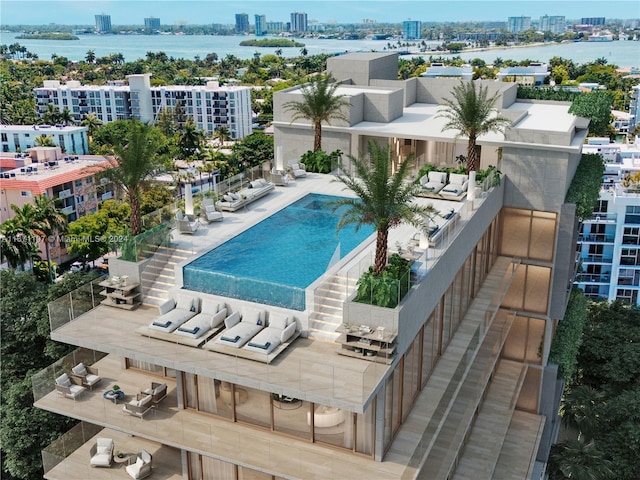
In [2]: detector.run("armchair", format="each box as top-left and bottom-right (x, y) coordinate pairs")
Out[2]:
(270, 169), (289, 186)
(142, 382), (167, 404)
(287, 161), (307, 178)
(71, 362), (102, 390)
(200, 199), (223, 223)
(89, 437), (114, 468)
(178, 218), (200, 234)
(122, 393), (154, 419)
(125, 449), (152, 479)
(55, 373), (86, 400)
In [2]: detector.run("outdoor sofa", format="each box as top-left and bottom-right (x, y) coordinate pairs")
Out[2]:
(216, 178), (275, 212)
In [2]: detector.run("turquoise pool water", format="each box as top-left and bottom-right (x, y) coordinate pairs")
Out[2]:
(183, 193), (374, 310)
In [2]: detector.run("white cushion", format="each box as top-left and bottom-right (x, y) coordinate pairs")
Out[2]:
(139, 395), (152, 407)
(212, 308), (227, 327)
(223, 194), (233, 202)
(230, 192), (240, 200)
(56, 373), (71, 388)
(269, 315), (289, 330)
(136, 456), (144, 467)
(200, 297), (219, 314)
(224, 311), (240, 329)
(449, 173), (468, 185)
(244, 310), (266, 326)
(72, 363), (87, 376)
(175, 294), (194, 311)
(428, 171), (447, 184)
(281, 322), (297, 343)
(97, 445), (110, 455)
(97, 438), (112, 448)
(290, 163), (299, 170)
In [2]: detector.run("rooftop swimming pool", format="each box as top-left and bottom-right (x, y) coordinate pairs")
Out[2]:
(182, 193), (375, 310)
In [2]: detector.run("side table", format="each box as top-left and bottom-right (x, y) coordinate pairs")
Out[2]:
(113, 454), (134, 467)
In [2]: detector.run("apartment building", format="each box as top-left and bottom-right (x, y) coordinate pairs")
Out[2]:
(402, 20), (422, 40)
(0, 124), (89, 154)
(255, 15), (267, 36)
(94, 14), (112, 33)
(496, 63), (550, 86)
(629, 84), (640, 135)
(235, 13), (249, 34)
(421, 63), (474, 80)
(35, 53), (587, 479)
(34, 75), (253, 139)
(539, 15), (566, 35)
(290, 12), (308, 32)
(0, 148), (112, 261)
(575, 139), (640, 304)
(144, 17), (161, 31)
(507, 16), (532, 33)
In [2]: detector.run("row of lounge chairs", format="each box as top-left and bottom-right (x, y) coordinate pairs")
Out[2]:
(417, 171), (470, 200)
(137, 292), (300, 363)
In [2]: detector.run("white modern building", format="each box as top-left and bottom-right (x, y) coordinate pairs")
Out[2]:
(575, 139), (640, 304)
(402, 20), (422, 40)
(508, 16), (532, 33)
(34, 75), (253, 139)
(629, 84), (640, 136)
(496, 63), (550, 86)
(421, 63), (474, 80)
(0, 125), (89, 155)
(34, 52), (589, 480)
(94, 14), (111, 33)
(539, 15), (566, 34)
(290, 12), (308, 32)
(254, 14), (267, 36)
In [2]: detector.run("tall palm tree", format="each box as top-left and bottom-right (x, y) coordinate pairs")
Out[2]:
(548, 439), (614, 480)
(81, 113), (103, 141)
(437, 80), (511, 174)
(42, 103), (62, 125)
(85, 49), (96, 64)
(213, 126), (231, 149)
(97, 121), (166, 235)
(332, 141), (437, 275)
(11, 196), (67, 283)
(283, 74), (350, 152)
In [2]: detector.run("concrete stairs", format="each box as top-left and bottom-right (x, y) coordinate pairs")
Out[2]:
(139, 244), (192, 307)
(307, 272), (357, 342)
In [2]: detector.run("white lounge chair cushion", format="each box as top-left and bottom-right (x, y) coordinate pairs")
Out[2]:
(269, 315), (289, 330)
(223, 194), (234, 202)
(136, 456), (144, 467)
(428, 171), (447, 184)
(72, 363), (87, 377)
(244, 310), (266, 326)
(224, 311), (241, 329)
(281, 322), (297, 343)
(230, 192), (240, 200)
(56, 373), (71, 387)
(176, 294), (198, 312)
(131, 395), (153, 408)
(212, 308), (227, 327)
(200, 297), (220, 314)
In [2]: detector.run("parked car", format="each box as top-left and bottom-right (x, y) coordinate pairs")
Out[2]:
(69, 261), (85, 273)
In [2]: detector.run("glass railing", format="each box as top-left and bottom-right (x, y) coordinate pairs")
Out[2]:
(32, 348), (107, 403)
(48, 278), (104, 332)
(42, 422), (103, 475)
(577, 273), (611, 283)
(578, 233), (615, 243)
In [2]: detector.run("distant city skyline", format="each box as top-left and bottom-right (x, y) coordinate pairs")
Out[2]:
(1, 0), (637, 26)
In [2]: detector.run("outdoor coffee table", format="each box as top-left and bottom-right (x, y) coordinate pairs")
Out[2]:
(103, 389), (125, 404)
(113, 453), (134, 466)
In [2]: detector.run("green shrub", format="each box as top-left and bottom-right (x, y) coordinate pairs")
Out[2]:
(548, 287), (588, 382)
(354, 253), (411, 308)
(565, 153), (605, 220)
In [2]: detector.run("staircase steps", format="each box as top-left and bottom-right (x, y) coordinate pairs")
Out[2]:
(140, 244), (192, 306)
(308, 273), (356, 342)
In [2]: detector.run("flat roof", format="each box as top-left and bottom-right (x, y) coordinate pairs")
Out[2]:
(0, 125), (87, 133)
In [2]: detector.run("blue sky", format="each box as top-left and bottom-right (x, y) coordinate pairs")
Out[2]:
(1, 0), (637, 25)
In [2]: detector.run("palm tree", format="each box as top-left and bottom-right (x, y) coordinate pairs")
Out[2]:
(283, 74), (350, 152)
(59, 108), (75, 126)
(97, 121), (166, 235)
(332, 141), (437, 275)
(548, 439), (614, 480)
(11, 197), (67, 283)
(85, 49), (96, 64)
(437, 80), (511, 174)
(42, 103), (62, 125)
(0, 218), (36, 269)
(560, 385), (605, 442)
(81, 113), (103, 141)
(213, 126), (231, 149)
(35, 135), (56, 147)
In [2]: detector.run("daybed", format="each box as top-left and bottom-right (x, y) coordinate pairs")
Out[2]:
(55, 373), (86, 400)
(216, 178), (275, 212)
(122, 393), (154, 419)
(141, 382), (167, 404)
(89, 437), (114, 468)
(125, 449), (152, 479)
(148, 293), (200, 333)
(174, 299), (228, 340)
(418, 171), (447, 194)
(213, 310), (266, 348)
(70, 362), (102, 390)
(200, 199), (223, 223)
(287, 161), (307, 178)
(440, 173), (469, 198)
(243, 314), (299, 355)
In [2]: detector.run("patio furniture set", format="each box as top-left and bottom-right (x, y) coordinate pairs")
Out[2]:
(89, 437), (153, 478)
(416, 171), (470, 201)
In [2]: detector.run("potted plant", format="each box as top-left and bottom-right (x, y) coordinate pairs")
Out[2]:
(115, 450), (125, 459)
(112, 384), (120, 392)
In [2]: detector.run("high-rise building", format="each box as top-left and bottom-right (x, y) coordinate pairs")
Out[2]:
(507, 16), (532, 33)
(266, 21), (285, 33)
(94, 13), (112, 33)
(581, 17), (606, 26)
(34, 53), (588, 480)
(539, 15), (566, 34)
(290, 12), (308, 32)
(144, 17), (161, 31)
(33, 76), (253, 140)
(254, 14), (267, 36)
(235, 13), (249, 34)
(402, 20), (422, 40)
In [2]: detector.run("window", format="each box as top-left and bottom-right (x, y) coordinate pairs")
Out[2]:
(75, 179), (82, 188)
(76, 195), (84, 205)
(20, 191), (32, 197)
(625, 205), (640, 224)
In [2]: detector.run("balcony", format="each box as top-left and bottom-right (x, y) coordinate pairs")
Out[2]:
(100, 191), (113, 201)
(581, 255), (613, 263)
(58, 189), (72, 200)
(61, 205), (75, 215)
(577, 273), (611, 283)
(578, 233), (615, 243)
(583, 212), (617, 223)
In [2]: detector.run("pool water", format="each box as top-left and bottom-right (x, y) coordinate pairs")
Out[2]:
(183, 193), (374, 310)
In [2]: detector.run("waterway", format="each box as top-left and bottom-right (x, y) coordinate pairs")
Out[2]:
(1, 32), (638, 67)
